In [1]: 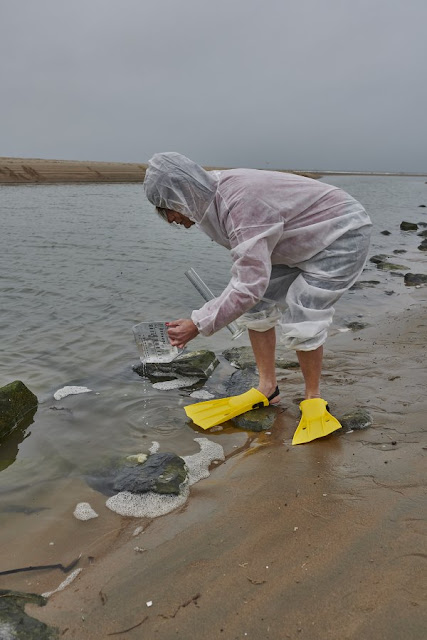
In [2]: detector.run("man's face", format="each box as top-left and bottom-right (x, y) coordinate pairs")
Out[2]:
(161, 209), (195, 229)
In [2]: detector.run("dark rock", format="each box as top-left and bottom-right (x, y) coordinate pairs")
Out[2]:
(340, 408), (373, 431)
(393, 249), (407, 254)
(404, 273), (427, 286)
(0, 381), (38, 439)
(85, 459), (124, 496)
(0, 405), (37, 472)
(369, 254), (390, 264)
(225, 368), (259, 395)
(113, 453), (187, 495)
(169, 350), (219, 378)
(135, 369), (178, 384)
(350, 280), (380, 290)
(345, 321), (369, 331)
(400, 221), (418, 231)
(222, 346), (299, 371)
(86, 453), (187, 496)
(233, 406), (278, 431)
(133, 349), (219, 381)
(419, 204), (426, 207)
(418, 239), (427, 251)
(376, 262), (408, 271)
(417, 230), (427, 237)
(0, 589), (58, 639)
(222, 346), (256, 369)
(380, 230), (391, 235)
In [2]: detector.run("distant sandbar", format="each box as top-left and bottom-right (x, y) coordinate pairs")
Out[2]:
(0, 157), (147, 184)
(0, 157), (322, 184)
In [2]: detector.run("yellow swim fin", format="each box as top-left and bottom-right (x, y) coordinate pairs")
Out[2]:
(292, 398), (342, 445)
(184, 387), (269, 430)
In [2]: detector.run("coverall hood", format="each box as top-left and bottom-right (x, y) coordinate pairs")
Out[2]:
(143, 152), (218, 223)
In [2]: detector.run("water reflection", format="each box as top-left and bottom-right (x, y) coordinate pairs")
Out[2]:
(0, 406), (37, 472)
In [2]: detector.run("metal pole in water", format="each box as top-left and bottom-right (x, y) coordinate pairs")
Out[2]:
(185, 268), (244, 340)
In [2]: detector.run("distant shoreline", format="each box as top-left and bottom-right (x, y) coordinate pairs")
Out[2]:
(0, 157), (147, 184)
(0, 157), (425, 184)
(310, 170), (427, 177)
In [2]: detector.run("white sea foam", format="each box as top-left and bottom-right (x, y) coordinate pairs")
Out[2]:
(42, 568), (82, 598)
(106, 437), (225, 518)
(133, 526), (144, 536)
(152, 376), (200, 390)
(183, 437), (225, 486)
(73, 502), (98, 521)
(106, 487), (190, 518)
(149, 441), (160, 454)
(54, 386), (92, 400)
(189, 389), (215, 399)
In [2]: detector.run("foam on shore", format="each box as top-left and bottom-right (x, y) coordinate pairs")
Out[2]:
(73, 502), (98, 521)
(105, 437), (225, 518)
(190, 389), (216, 400)
(54, 386), (92, 400)
(42, 568), (83, 598)
(152, 377), (200, 390)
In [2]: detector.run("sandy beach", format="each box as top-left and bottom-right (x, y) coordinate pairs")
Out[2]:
(24, 289), (427, 640)
(0, 158), (148, 184)
(0, 157), (322, 184)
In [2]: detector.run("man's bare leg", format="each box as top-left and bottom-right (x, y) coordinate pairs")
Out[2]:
(296, 346), (323, 399)
(248, 328), (280, 402)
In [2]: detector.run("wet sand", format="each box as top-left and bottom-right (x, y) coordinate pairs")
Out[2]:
(28, 289), (427, 639)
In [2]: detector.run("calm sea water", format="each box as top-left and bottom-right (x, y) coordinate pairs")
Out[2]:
(0, 175), (426, 574)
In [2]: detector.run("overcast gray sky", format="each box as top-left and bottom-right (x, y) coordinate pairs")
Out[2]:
(1, 0), (426, 172)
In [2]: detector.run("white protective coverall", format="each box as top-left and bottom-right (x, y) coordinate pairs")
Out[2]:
(143, 152), (372, 351)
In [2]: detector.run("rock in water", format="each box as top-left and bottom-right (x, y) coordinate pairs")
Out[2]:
(222, 345), (299, 371)
(86, 452), (188, 496)
(400, 221), (418, 231)
(133, 349), (219, 381)
(404, 273), (427, 286)
(376, 261), (409, 271)
(0, 589), (58, 639)
(234, 406), (278, 432)
(225, 369), (259, 396)
(108, 453), (187, 495)
(340, 409), (373, 431)
(0, 381), (38, 439)
(345, 321), (369, 331)
(369, 254), (390, 264)
(350, 280), (380, 290)
(222, 346), (257, 369)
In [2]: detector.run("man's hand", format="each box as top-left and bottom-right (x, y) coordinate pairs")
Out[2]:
(166, 319), (199, 349)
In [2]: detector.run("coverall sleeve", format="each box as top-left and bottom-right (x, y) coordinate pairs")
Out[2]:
(191, 203), (283, 336)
